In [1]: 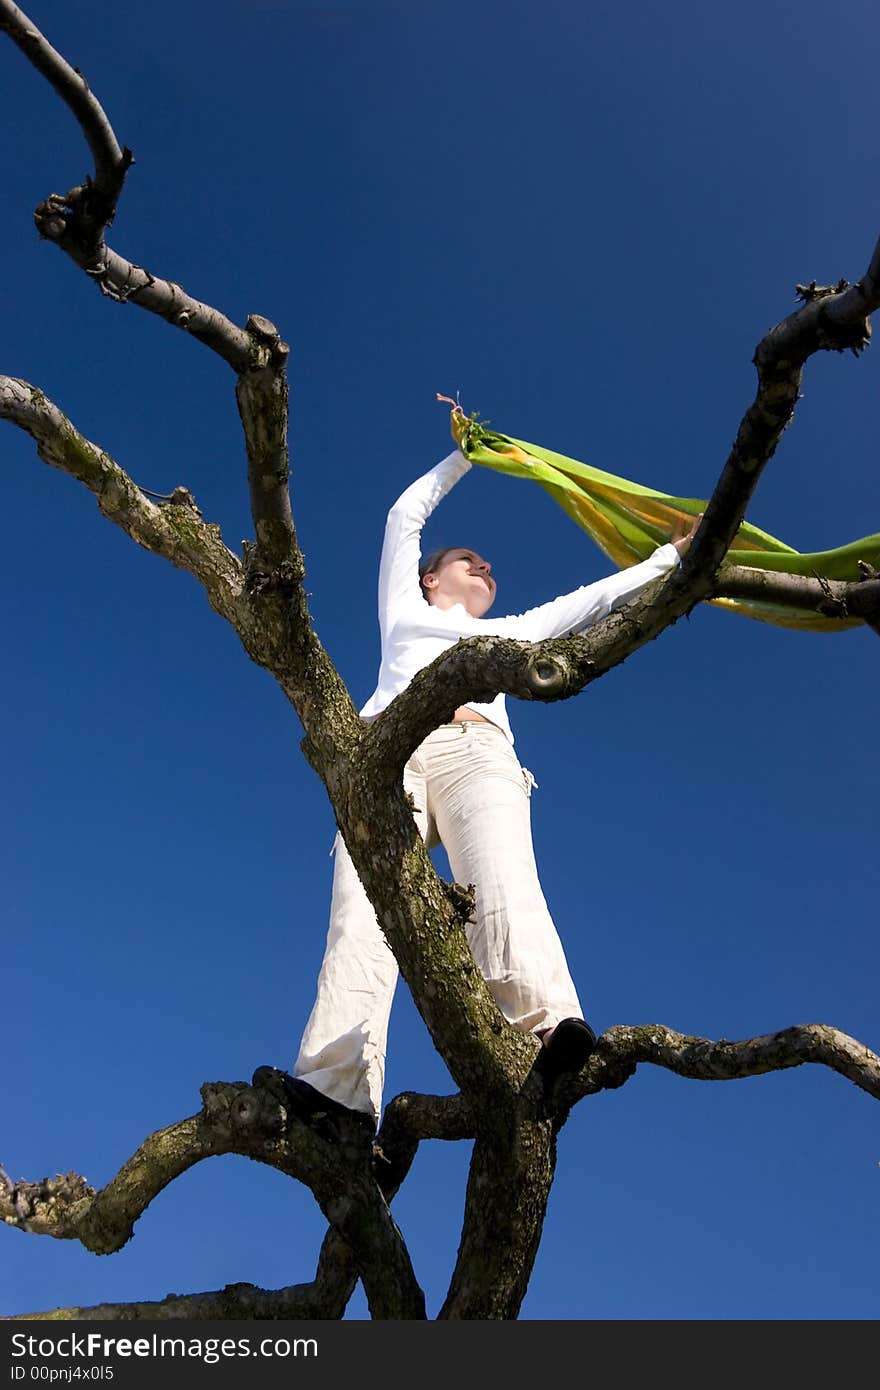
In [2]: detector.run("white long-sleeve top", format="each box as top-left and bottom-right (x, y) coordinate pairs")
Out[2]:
(359, 450), (680, 744)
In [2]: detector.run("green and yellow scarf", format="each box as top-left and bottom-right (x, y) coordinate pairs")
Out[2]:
(448, 409), (878, 632)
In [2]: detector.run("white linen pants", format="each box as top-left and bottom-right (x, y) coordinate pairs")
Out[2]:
(294, 721), (583, 1118)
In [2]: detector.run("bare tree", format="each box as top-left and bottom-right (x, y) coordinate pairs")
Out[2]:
(2, 1), (878, 1321)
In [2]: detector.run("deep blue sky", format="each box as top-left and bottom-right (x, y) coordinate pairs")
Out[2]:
(2, 0), (877, 1321)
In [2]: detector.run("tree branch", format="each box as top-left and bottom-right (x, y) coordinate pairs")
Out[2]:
(0, 1085), (328, 1251)
(2, 1089), (472, 1321)
(7, 1282), (342, 1323)
(439, 1113), (556, 1320)
(0, 0), (127, 210)
(798, 245), (880, 343)
(0, 376), (243, 621)
(715, 564), (880, 633)
(555, 1023), (880, 1109)
(296, 1090), (476, 1320)
(0, 1), (257, 370)
(339, 773), (543, 1108)
(235, 317), (298, 573)
(1, 1), (301, 584)
(1, 1079), (424, 1319)
(0, 374), (364, 768)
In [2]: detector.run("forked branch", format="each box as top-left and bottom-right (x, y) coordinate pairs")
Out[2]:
(3, 1021), (875, 1319)
(1, 1080), (425, 1320)
(1, 0), (305, 593)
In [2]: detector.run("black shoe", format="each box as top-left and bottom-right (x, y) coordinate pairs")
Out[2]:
(538, 1018), (598, 1083)
(251, 1065), (377, 1139)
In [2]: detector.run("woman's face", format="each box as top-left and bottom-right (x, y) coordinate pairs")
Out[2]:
(423, 548), (496, 617)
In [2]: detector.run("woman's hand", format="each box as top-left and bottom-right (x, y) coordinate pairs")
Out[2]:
(671, 512), (704, 556)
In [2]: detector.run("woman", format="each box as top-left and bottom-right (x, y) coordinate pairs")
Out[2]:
(255, 446), (695, 1136)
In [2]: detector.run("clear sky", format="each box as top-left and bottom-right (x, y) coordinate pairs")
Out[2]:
(2, 0), (877, 1321)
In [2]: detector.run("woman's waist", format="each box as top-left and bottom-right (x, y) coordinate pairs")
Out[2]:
(450, 706), (491, 725)
(360, 691), (514, 745)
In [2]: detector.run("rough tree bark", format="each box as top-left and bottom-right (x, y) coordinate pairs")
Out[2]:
(1, 0), (878, 1321)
